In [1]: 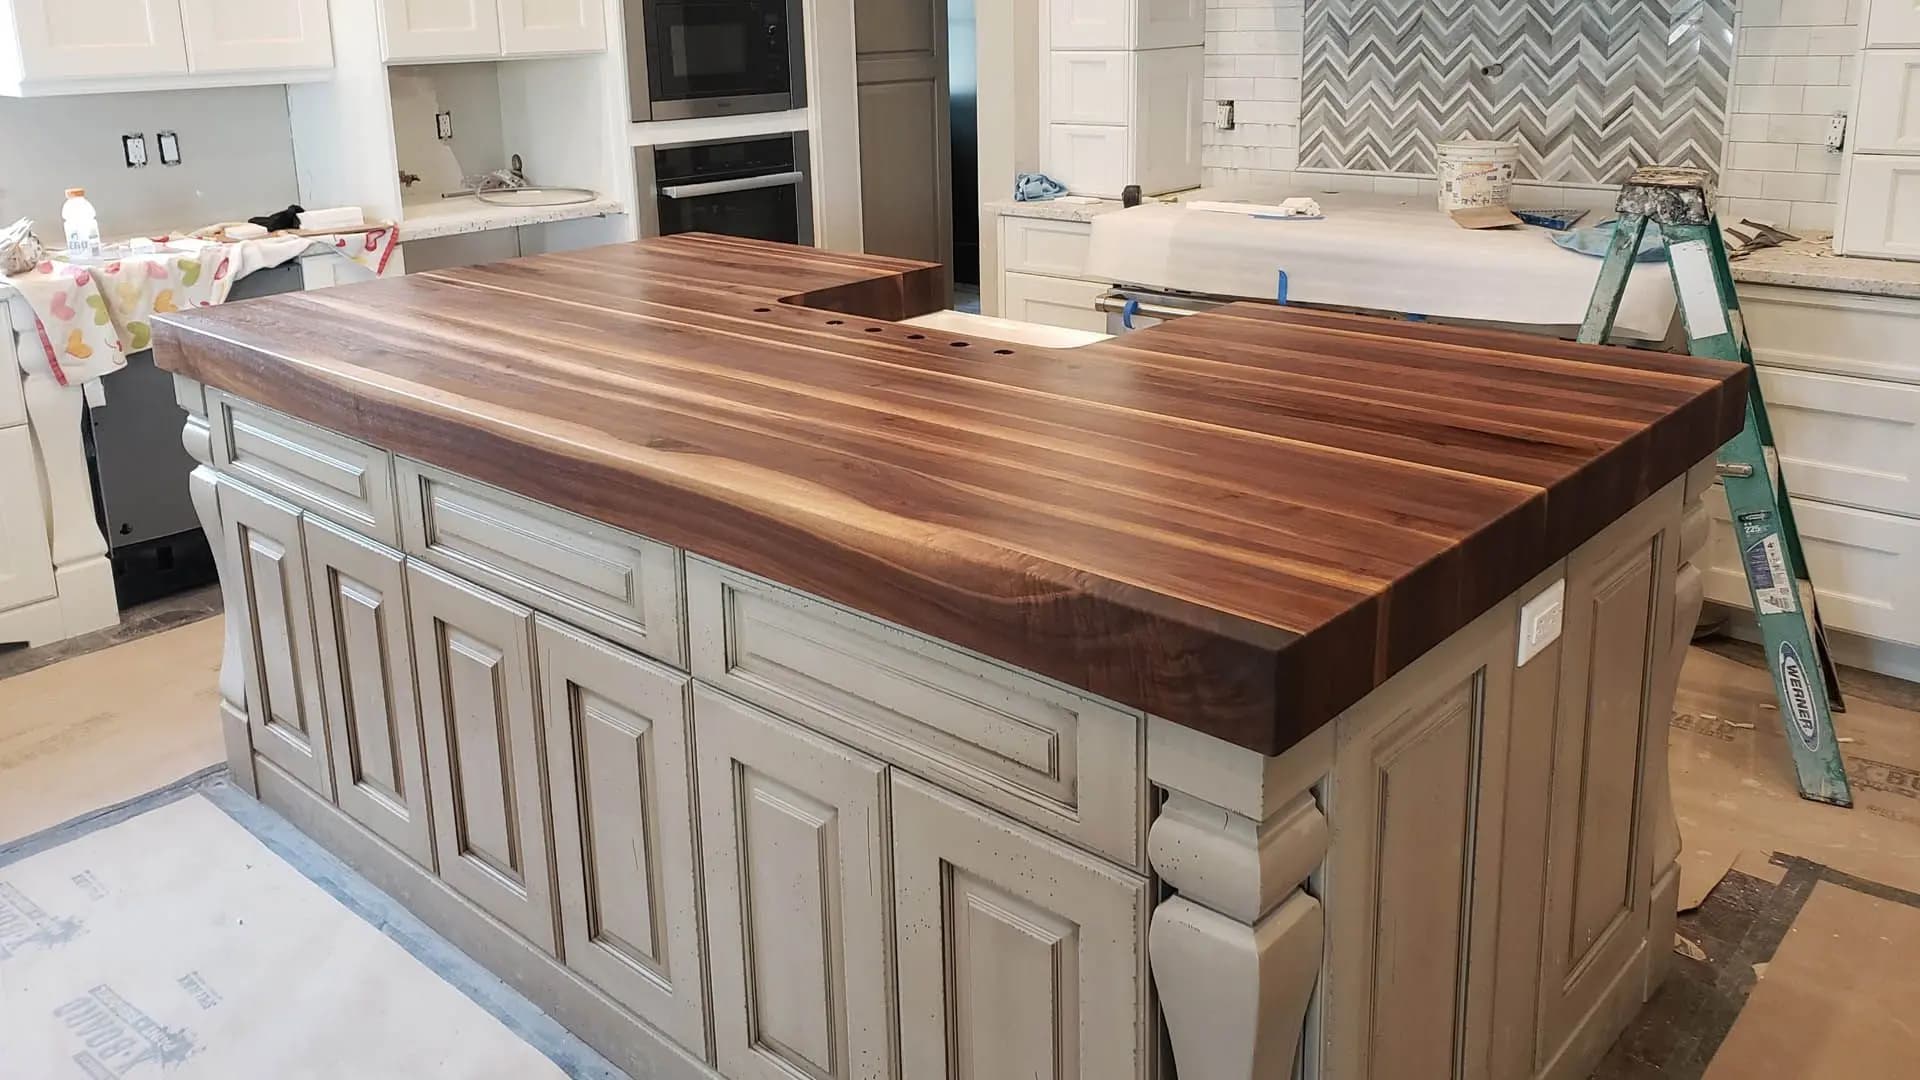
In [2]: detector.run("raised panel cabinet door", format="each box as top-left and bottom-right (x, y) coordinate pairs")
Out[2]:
(219, 480), (333, 797)
(1537, 526), (1666, 1063)
(1838, 154), (1920, 260)
(1869, 0), (1920, 46)
(1853, 51), (1920, 153)
(0, 427), (56, 613)
(497, 0), (604, 55)
(892, 773), (1151, 1080)
(379, 0), (501, 60)
(538, 616), (706, 1055)
(693, 686), (895, 1080)
(303, 516), (433, 869)
(179, 0), (332, 72)
(407, 559), (557, 953)
(8, 0), (188, 80)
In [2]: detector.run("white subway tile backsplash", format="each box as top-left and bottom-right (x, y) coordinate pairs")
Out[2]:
(1721, 168), (1769, 196)
(1741, 27), (1812, 55)
(1729, 140), (1802, 170)
(1728, 114), (1772, 141)
(1735, 83), (1806, 112)
(1736, 57), (1777, 83)
(1763, 171), (1830, 199)
(1789, 201), (1836, 230)
(1805, 26), (1860, 53)
(1253, 77), (1301, 101)
(1800, 84), (1851, 112)
(1772, 56), (1841, 83)
(1795, 144), (1844, 173)
(1742, 0), (1784, 27)
(1779, 0), (1850, 26)
(1767, 113), (1830, 142)
(1727, 197), (1795, 224)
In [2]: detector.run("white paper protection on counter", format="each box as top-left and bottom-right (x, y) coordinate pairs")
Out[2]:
(1084, 195), (1679, 338)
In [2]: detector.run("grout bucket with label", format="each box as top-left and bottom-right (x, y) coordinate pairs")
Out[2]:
(1436, 139), (1519, 212)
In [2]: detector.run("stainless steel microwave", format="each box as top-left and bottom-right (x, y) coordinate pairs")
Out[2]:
(625, 0), (807, 121)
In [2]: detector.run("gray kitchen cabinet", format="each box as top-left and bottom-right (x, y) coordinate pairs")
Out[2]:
(219, 479), (333, 798)
(692, 685), (897, 1080)
(891, 772), (1152, 1080)
(538, 615), (707, 1055)
(303, 515), (435, 869)
(408, 559), (559, 954)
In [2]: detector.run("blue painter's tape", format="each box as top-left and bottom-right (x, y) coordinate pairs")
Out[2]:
(1122, 298), (1140, 329)
(1276, 270), (1289, 305)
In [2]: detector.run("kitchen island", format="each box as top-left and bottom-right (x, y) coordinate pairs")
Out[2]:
(154, 234), (1744, 1080)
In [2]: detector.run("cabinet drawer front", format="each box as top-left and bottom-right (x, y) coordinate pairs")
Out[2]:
(220, 479), (333, 797)
(1855, 51), (1920, 152)
(210, 390), (399, 545)
(1047, 123), (1130, 198)
(408, 560), (558, 953)
(1704, 487), (1920, 647)
(693, 687), (895, 1080)
(304, 516), (434, 868)
(688, 558), (1144, 867)
(1051, 0), (1130, 49)
(892, 773), (1151, 1080)
(1738, 284), (1920, 384)
(397, 458), (685, 667)
(1002, 272), (1112, 334)
(1838, 154), (1920, 261)
(1753, 366), (1920, 516)
(1051, 51), (1130, 124)
(1002, 215), (1096, 279)
(539, 617), (707, 1054)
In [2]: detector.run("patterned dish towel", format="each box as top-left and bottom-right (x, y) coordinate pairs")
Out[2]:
(4, 227), (398, 387)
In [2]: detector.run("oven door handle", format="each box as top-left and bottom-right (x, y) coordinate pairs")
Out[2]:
(658, 171), (806, 199)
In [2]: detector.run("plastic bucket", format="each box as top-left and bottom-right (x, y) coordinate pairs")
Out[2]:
(1436, 139), (1519, 211)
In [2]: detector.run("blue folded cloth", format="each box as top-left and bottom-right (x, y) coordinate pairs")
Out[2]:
(1013, 172), (1068, 202)
(1552, 218), (1668, 262)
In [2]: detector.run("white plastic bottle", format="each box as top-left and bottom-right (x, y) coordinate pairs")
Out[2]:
(62, 187), (101, 260)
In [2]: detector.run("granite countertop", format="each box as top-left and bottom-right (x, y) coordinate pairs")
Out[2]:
(991, 194), (1920, 301)
(152, 233), (1744, 755)
(1726, 235), (1920, 300)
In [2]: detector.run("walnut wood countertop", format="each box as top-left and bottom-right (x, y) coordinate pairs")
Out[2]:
(153, 234), (1746, 755)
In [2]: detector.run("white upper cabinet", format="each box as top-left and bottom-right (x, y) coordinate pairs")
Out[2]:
(379, 0), (501, 61)
(498, 0), (603, 56)
(379, 0), (604, 61)
(4, 0), (188, 80)
(1870, 0), (1920, 47)
(180, 0), (331, 73)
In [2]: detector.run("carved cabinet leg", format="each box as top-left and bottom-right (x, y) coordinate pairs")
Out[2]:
(1147, 723), (1331, 1080)
(21, 369), (117, 638)
(182, 390), (256, 795)
(1647, 473), (1712, 988)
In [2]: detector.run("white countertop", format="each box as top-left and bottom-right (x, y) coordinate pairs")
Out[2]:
(400, 196), (628, 241)
(991, 191), (1920, 301)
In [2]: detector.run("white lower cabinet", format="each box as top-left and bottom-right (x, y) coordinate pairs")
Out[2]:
(408, 559), (560, 954)
(693, 685), (897, 1080)
(1002, 271), (1110, 333)
(0, 426), (55, 612)
(892, 773), (1151, 1080)
(304, 515), (434, 869)
(221, 479), (334, 798)
(539, 615), (708, 1054)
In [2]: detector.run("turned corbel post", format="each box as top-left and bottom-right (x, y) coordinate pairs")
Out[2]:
(1147, 717), (1332, 1080)
(177, 374), (256, 795)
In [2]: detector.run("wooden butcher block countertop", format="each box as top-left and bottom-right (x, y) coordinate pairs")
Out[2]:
(153, 234), (1747, 755)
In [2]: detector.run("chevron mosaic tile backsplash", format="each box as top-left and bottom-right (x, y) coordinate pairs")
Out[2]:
(1298, 0), (1736, 186)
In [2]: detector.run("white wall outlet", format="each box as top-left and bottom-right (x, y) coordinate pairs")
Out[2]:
(435, 110), (454, 140)
(122, 133), (147, 168)
(1215, 100), (1235, 131)
(157, 131), (181, 166)
(1825, 112), (1847, 153)
(1517, 578), (1566, 667)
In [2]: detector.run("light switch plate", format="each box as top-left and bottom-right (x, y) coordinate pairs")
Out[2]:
(1517, 578), (1566, 667)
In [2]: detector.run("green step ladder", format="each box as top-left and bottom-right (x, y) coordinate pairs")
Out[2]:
(1578, 165), (1853, 808)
